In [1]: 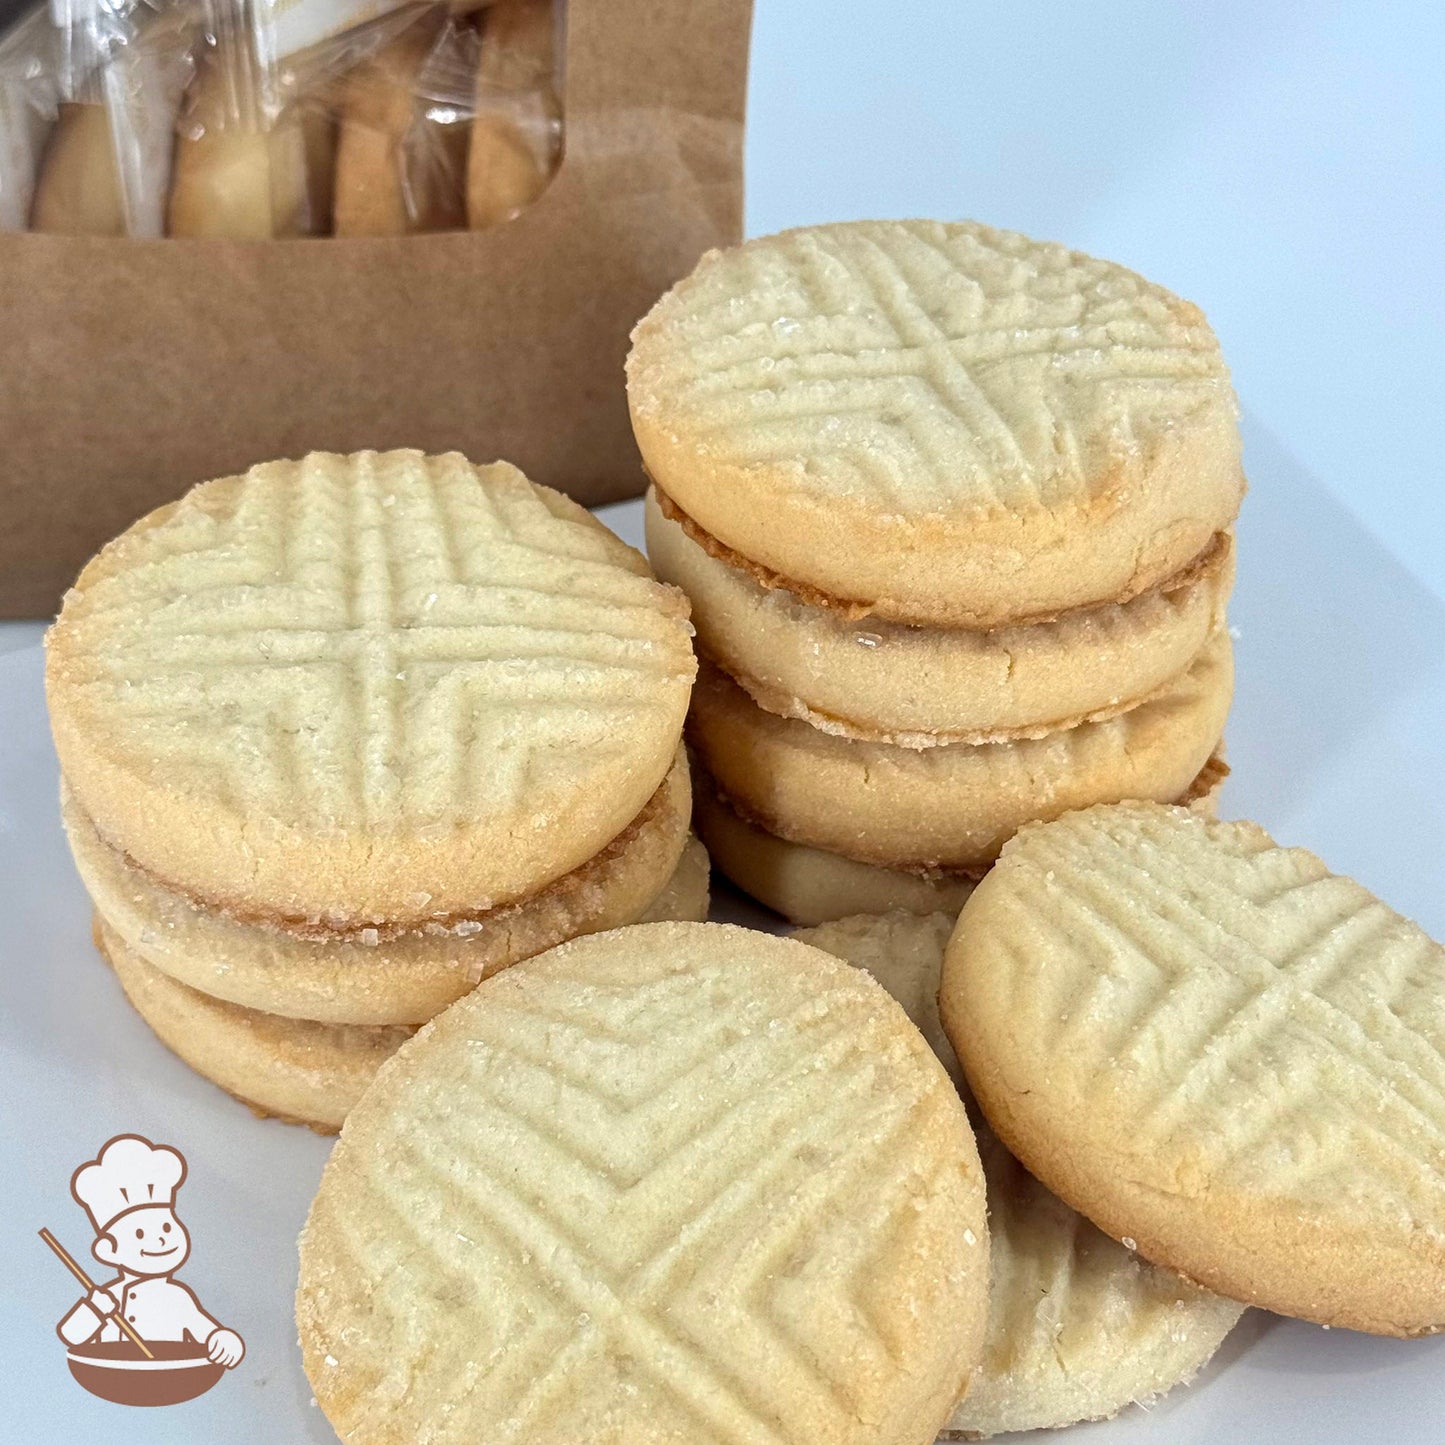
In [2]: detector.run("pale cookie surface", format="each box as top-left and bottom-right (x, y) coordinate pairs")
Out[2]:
(95, 842), (709, 1133)
(693, 764), (975, 925)
(628, 219), (1242, 627)
(30, 103), (127, 236)
(63, 751), (692, 1026)
(168, 38), (334, 239)
(46, 451), (696, 926)
(298, 922), (989, 1444)
(695, 754), (1226, 927)
(98, 915), (411, 1134)
(639, 833), (711, 925)
(647, 487), (1234, 745)
(943, 803), (1445, 1337)
(688, 633), (1231, 871)
(798, 911), (1243, 1438)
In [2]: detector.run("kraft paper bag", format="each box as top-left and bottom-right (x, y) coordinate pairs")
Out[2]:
(0, 0), (752, 614)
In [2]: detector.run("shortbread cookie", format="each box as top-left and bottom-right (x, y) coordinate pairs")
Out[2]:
(168, 37), (334, 238)
(628, 219), (1243, 628)
(333, 17), (468, 236)
(29, 102), (127, 235)
(62, 750), (691, 1025)
(168, 106), (334, 238)
(797, 911), (1243, 1437)
(298, 922), (989, 1443)
(694, 764), (975, 925)
(696, 750), (1227, 925)
(647, 486), (1234, 745)
(943, 803), (1445, 1337)
(640, 833), (711, 924)
(47, 451), (695, 927)
(97, 841), (708, 1132)
(467, 0), (560, 228)
(99, 915), (409, 1133)
(688, 633), (1231, 872)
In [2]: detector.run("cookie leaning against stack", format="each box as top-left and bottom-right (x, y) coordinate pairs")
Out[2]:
(47, 450), (700, 1131)
(630, 219), (1242, 922)
(298, 921), (990, 1445)
(797, 911), (1243, 1438)
(943, 803), (1445, 1338)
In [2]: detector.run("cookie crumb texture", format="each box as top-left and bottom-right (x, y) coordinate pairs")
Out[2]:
(46, 451), (696, 924)
(298, 922), (989, 1444)
(945, 804), (1445, 1337)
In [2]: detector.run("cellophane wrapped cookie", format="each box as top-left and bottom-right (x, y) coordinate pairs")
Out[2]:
(0, 0), (749, 614)
(3, 0), (565, 237)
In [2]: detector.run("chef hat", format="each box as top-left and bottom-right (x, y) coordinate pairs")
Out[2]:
(71, 1135), (188, 1235)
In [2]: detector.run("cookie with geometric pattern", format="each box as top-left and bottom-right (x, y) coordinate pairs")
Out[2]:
(688, 632), (1231, 874)
(298, 921), (990, 1443)
(46, 450), (696, 927)
(797, 910), (1244, 1437)
(646, 485), (1235, 746)
(628, 219), (1243, 628)
(943, 803), (1445, 1337)
(62, 749), (694, 1026)
(94, 840), (711, 1133)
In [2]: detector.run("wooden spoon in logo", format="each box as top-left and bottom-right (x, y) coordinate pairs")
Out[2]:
(38, 1227), (155, 1359)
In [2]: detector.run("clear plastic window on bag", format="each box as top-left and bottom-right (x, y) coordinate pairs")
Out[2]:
(0, 0), (564, 237)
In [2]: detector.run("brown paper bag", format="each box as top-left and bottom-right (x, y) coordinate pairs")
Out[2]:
(0, 0), (752, 616)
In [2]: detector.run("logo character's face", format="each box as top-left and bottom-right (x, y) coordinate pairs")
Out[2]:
(93, 1205), (190, 1276)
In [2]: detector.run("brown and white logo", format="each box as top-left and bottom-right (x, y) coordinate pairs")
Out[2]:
(39, 1134), (245, 1407)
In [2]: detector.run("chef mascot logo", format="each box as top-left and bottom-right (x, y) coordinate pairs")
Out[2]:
(42, 1135), (244, 1407)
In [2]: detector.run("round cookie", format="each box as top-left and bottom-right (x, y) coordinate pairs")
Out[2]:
(640, 833), (711, 925)
(695, 751), (1227, 926)
(96, 840), (710, 1133)
(298, 922), (990, 1444)
(62, 750), (692, 1025)
(688, 632), (1232, 872)
(797, 911), (1243, 1437)
(627, 219), (1243, 628)
(942, 803), (1445, 1338)
(168, 37), (334, 239)
(46, 451), (696, 927)
(693, 765), (975, 925)
(647, 486), (1235, 745)
(99, 914), (411, 1133)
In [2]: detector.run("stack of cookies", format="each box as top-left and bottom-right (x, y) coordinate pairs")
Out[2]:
(629, 219), (1242, 924)
(293, 822), (1445, 1444)
(795, 910), (1245, 1437)
(47, 450), (701, 1131)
